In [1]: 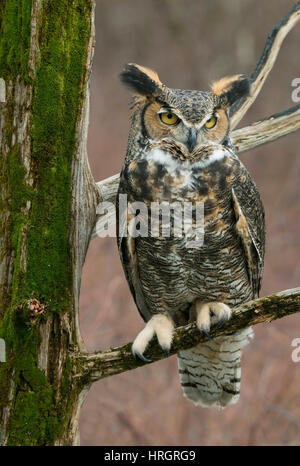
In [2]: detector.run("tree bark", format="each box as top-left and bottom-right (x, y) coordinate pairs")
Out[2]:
(0, 0), (98, 446)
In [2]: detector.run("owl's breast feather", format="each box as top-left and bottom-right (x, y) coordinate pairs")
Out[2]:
(125, 144), (237, 203)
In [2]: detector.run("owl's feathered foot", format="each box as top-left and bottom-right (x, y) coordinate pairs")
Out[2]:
(196, 301), (231, 338)
(132, 314), (174, 363)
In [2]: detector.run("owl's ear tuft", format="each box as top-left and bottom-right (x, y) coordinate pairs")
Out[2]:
(212, 74), (250, 106)
(120, 63), (163, 97)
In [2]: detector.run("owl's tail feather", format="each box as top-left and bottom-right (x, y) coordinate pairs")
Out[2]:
(177, 327), (253, 408)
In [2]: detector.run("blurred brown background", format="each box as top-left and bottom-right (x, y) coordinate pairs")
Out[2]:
(79, 0), (300, 446)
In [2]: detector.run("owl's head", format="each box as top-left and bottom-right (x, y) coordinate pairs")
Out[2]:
(120, 63), (250, 152)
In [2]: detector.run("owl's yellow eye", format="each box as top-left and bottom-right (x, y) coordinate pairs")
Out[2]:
(159, 112), (179, 126)
(204, 116), (217, 129)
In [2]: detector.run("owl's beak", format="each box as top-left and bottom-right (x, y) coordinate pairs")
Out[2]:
(187, 127), (197, 153)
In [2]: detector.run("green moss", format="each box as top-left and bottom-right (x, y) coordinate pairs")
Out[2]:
(0, 362), (10, 407)
(0, 0), (33, 80)
(4, 319), (58, 446)
(0, 0), (93, 445)
(6, 356), (60, 446)
(7, 146), (35, 303)
(25, 0), (92, 311)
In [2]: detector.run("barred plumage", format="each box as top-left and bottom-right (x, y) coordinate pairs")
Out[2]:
(178, 328), (254, 408)
(117, 64), (265, 408)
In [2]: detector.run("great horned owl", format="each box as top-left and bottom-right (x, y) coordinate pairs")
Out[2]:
(117, 64), (265, 408)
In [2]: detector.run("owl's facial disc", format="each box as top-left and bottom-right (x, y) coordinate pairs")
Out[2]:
(143, 102), (229, 152)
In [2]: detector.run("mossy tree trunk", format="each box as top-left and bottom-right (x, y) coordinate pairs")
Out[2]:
(0, 0), (99, 445)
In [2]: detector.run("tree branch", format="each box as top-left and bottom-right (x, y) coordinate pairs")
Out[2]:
(231, 1), (300, 128)
(75, 287), (300, 383)
(232, 104), (300, 154)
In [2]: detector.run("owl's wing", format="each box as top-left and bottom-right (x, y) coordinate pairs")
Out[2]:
(116, 179), (151, 323)
(232, 177), (265, 298)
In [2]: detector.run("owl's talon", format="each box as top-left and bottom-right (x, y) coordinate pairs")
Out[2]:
(216, 317), (226, 329)
(164, 349), (170, 358)
(132, 349), (152, 363)
(196, 301), (231, 336)
(131, 314), (174, 363)
(202, 329), (212, 340)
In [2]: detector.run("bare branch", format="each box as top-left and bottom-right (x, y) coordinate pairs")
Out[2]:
(231, 1), (300, 128)
(232, 104), (300, 154)
(75, 287), (300, 383)
(97, 173), (119, 204)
